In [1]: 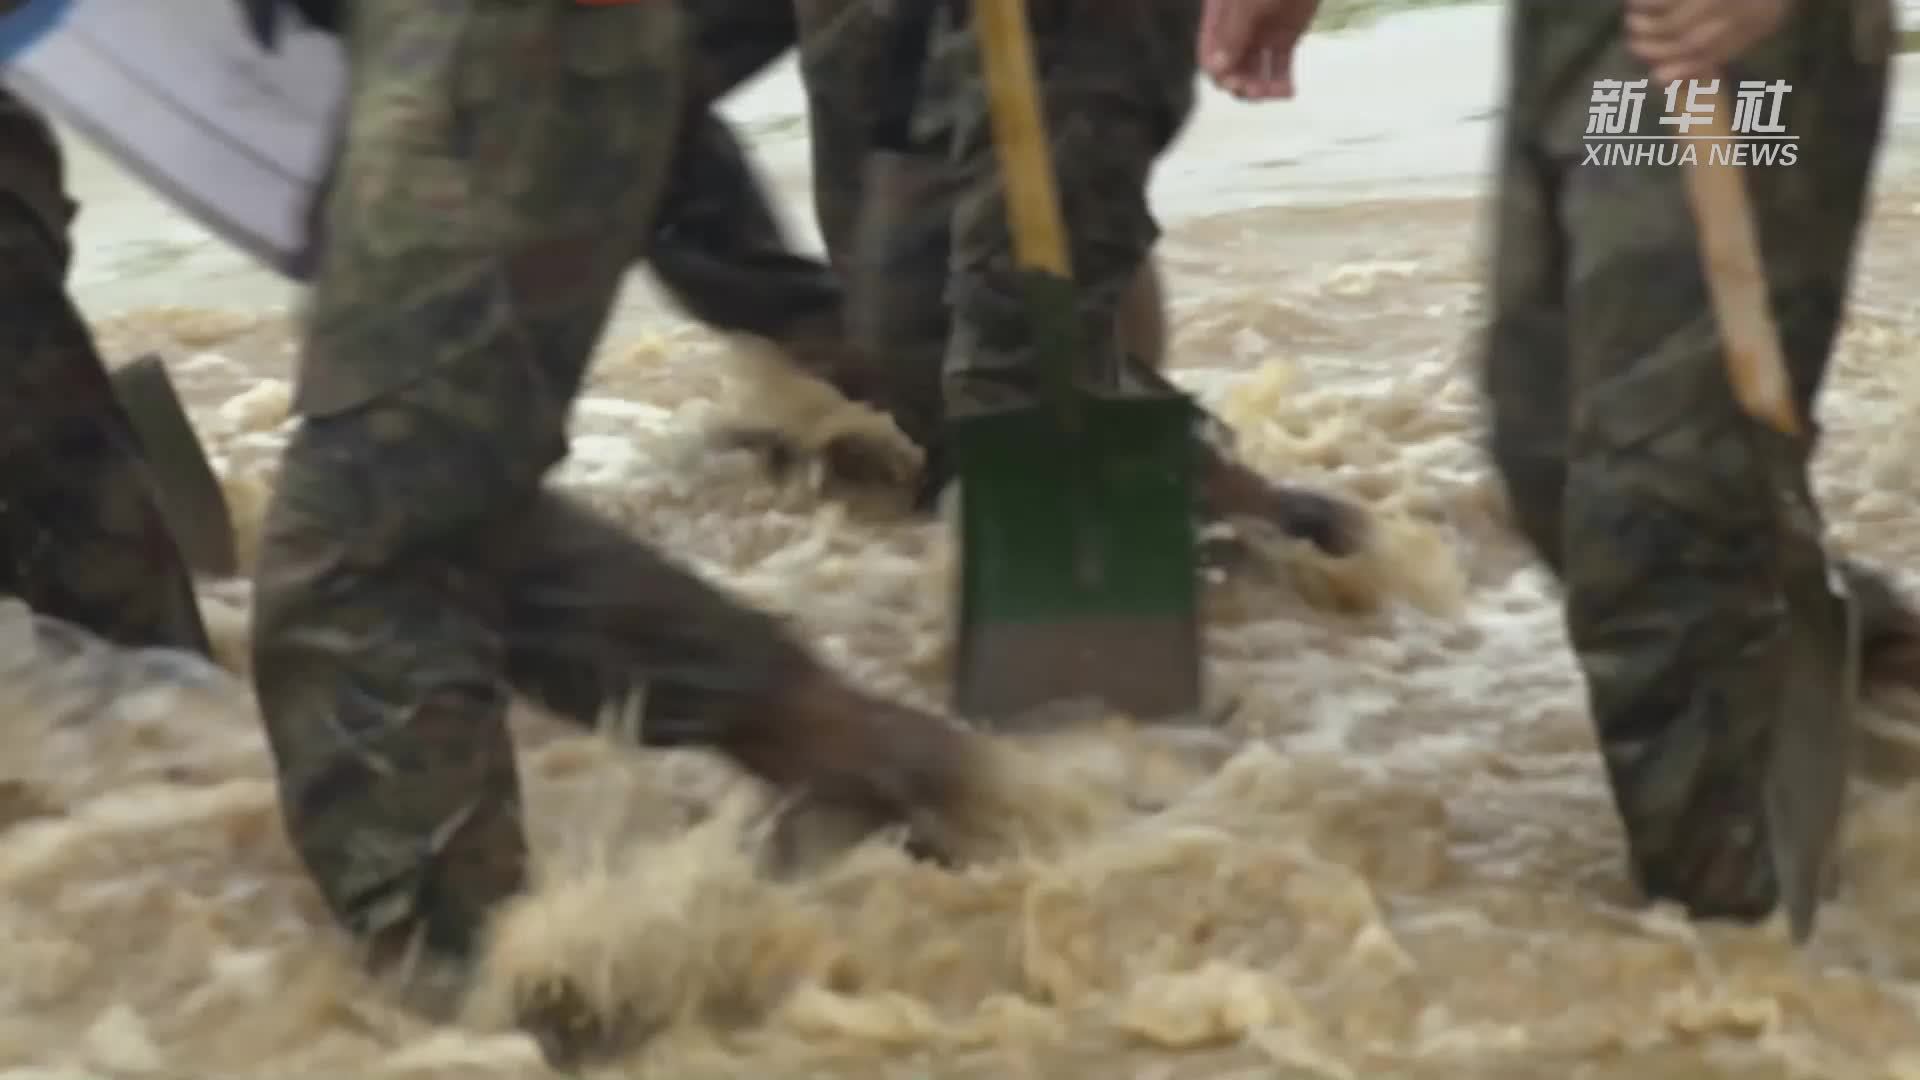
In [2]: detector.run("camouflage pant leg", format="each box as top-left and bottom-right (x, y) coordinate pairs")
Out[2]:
(786, 0), (957, 456)
(1484, 0), (1890, 917)
(924, 0), (1199, 410)
(794, 0), (895, 268)
(251, 0), (688, 964)
(650, 0), (827, 340)
(0, 89), (210, 657)
(649, 111), (845, 344)
(1478, 94), (1570, 577)
(649, 0), (900, 397)
(499, 492), (814, 736)
(724, 0), (924, 290)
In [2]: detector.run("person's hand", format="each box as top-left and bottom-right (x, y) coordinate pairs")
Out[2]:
(1625, 0), (1790, 85)
(1198, 0), (1323, 101)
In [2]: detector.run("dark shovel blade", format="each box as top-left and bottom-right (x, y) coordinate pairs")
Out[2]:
(1765, 564), (1860, 943)
(111, 354), (239, 578)
(950, 392), (1202, 726)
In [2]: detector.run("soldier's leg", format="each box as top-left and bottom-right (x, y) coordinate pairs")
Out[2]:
(906, 0), (1366, 548)
(832, 0), (1170, 503)
(650, 0), (836, 350)
(801, 2), (1185, 505)
(656, 104), (932, 487)
(657, 0), (937, 481)
(648, 110), (844, 352)
(934, 0), (1199, 411)
(257, 0), (984, 965)
(251, 0), (691, 966)
(794, 0), (892, 269)
(806, 0), (1160, 403)
(497, 492), (981, 824)
(1535, 0), (1890, 917)
(0, 90), (210, 656)
(1482, 7), (1919, 687)
(1478, 10), (1573, 575)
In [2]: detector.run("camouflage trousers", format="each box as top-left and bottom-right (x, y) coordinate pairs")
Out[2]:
(649, 0), (828, 342)
(251, 0), (823, 964)
(791, 0), (905, 268)
(908, 0), (1200, 411)
(769, 0), (1195, 495)
(647, 0), (940, 417)
(0, 87), (209, 656)
(796, 0), (1331, 533)
(652, 0), (1198, 430)
(1481, 0), (1891, 918)
(640, 0), (937, 451)
(657, 1), (1197, 491)
(664, 0), (919, 284)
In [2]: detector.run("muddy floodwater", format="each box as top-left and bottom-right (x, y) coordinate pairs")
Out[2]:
(10, 4), (1920, 1077)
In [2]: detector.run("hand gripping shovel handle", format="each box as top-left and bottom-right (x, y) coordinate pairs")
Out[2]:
(971, 0), (1072, 277)
(1681, 94), (1801, 437)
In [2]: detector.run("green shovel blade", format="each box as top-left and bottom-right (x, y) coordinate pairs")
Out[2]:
(949, 390), (1203, 722)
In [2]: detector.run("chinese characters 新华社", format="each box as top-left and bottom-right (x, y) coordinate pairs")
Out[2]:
(1585, 79), (1792, 137)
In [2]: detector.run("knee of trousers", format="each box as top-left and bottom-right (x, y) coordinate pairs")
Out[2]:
(263, 373), (558, 576)
(1557, 398), (1796, 642)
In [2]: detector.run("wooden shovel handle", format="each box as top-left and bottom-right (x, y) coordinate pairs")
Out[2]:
(1681, 86), (1802, 436)
(972, 0), (1073, 276)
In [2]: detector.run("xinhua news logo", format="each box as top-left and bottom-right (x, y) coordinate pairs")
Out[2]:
(1583, 78), (1797, 167)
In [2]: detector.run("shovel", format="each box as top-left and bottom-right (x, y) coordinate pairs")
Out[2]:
(110, 354), (239, 578)
(947, 0), (1202, 724)
(1683, 88), (1857, 943)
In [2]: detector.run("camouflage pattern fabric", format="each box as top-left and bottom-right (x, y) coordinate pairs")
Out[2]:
(836, 0), (1186, 449)
(657, 0), (1356, 545)
(825, 0), (1365, 548)
(0, 87), (211, 657)
(647, 0), (942, 420)
(250, 0), (938, 967)
(910, 0), (1202, 411)
(266, 0), (896, 409)
(1480, 0), (1891, 919)
(649, 0), (828, 343)
(681, 0), (926, 276)
(792, 0), (899, 267)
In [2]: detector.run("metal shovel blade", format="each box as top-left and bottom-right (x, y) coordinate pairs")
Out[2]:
(949, 389), (1202, 725)
(1764, 564), (1860, 943)
(110, 355), (239, 578)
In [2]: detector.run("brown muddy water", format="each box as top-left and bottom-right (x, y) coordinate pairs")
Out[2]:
(8, 4), (1920, 1077)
